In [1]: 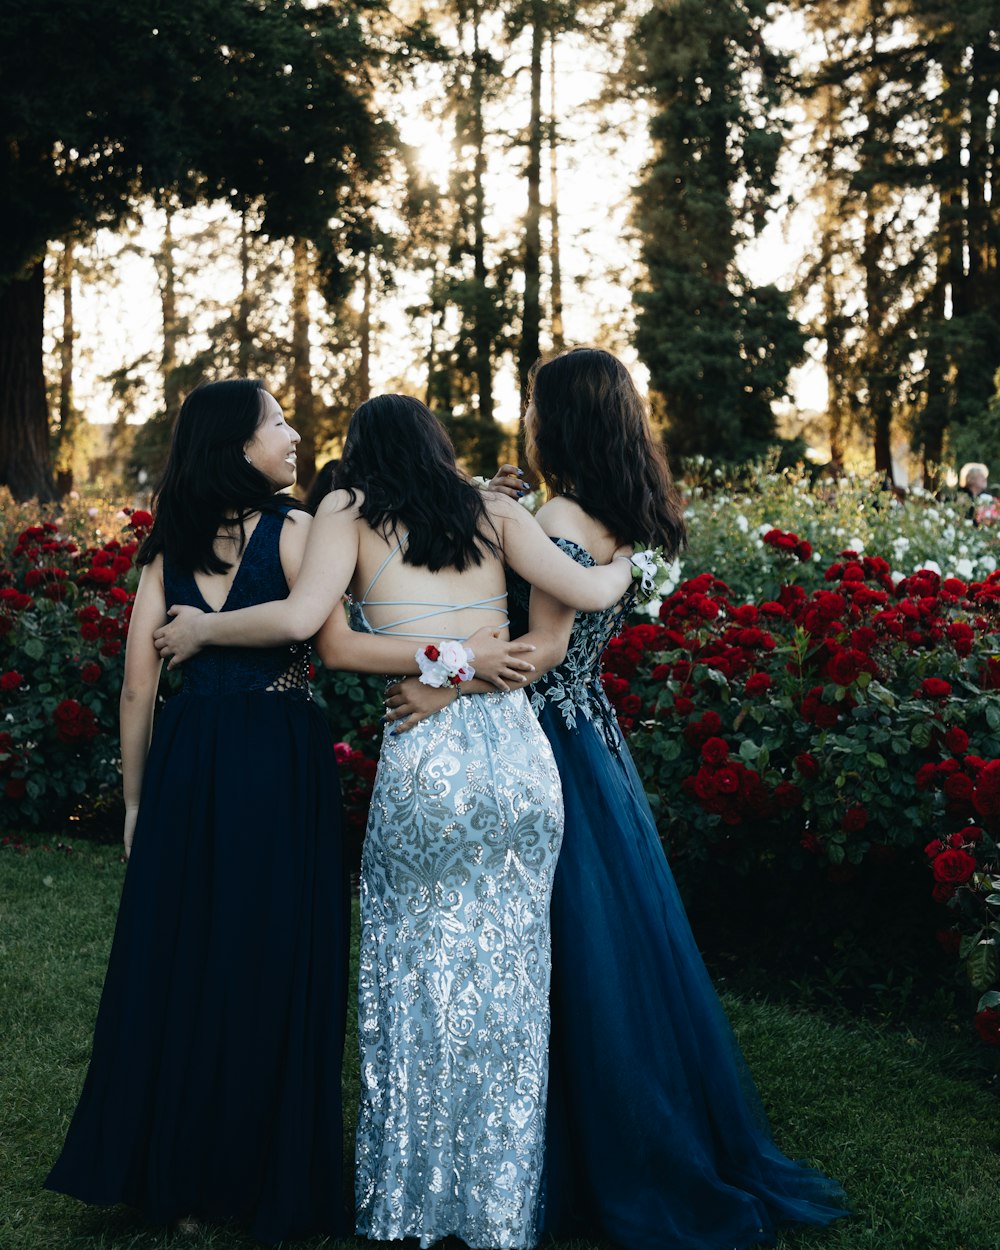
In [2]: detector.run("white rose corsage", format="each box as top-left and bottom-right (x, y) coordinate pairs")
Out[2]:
(628, 546), (670, 602)
(415, 640), (476, 688)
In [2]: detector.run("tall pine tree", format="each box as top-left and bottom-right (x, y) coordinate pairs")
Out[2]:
(631, 0), (804, 461)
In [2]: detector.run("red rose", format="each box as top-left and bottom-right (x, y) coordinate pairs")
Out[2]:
(800, 832), (822, 854)
(915, 763), (937, 791)
(651, 664), (670, 681)
(924, 839), (944, 858)
(841, 805), (868, 833)
(935, 929), (961, 956)
(80, 622), (100, 641)
(944, 726), (969, 755)
(796, 540), (813, 561)
(714, 766), (740, 795)
(946, 621), (974, 657)
(921, 677), (952, 700)
(975, 1007), (1000, 1046)
(333, 742), (353, 764)
(80, 662), (102, 684)
(943, 773), (974, 804)
(129, 510), (154, 529)
(931, 848), (977, 884)
(931, 881), (955, 902)
(794, 753), (819, 780)
(774, 781), (803, 809)
(53, 699), (81, 723)
(744, 673), (772, 697)
(701, 737), (731, 766)
(0, 671), (23, 692)
(674, 696), (694, 716)
(4, 777), (25, 800)
(100, 640), (122, 657)
(620, 694), (642, 717)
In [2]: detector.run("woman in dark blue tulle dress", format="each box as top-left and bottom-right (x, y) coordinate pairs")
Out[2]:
(45, 381), (349, 1244)
(388, 349), (849, 1250)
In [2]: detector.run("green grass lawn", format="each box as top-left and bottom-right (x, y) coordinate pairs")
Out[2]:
(1, 837), (997, 1250)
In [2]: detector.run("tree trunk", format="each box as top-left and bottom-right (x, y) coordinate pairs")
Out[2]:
(0, 263), (56, 501)
(237, 207), (252, 376)
(54, 241), (76, 491)
(548, 29), (564, 354)
(290, 238), (317, 489)
(470, 3), (494, 430)
(359, 248), (372, 404)
(160, 206), (182, 418)
(518, 2), (544, 416)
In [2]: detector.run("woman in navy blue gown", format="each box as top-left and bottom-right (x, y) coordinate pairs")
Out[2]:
(387, 349), (849, 1250)
(45, 381), (350, 1244)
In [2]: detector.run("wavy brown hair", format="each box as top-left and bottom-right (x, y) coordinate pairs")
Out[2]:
(526, 347), (686, 557)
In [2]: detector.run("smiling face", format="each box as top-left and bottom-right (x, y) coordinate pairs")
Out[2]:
(243, 392), (300, 489)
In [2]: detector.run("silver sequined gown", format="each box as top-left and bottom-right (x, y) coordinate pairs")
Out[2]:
(354, 686), (564, 1249)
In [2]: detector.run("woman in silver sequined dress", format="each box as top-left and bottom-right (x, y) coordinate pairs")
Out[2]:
(153, 393), (634, 1249)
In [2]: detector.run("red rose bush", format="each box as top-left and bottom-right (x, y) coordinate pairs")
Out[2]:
(609, 535), (1000, 1040)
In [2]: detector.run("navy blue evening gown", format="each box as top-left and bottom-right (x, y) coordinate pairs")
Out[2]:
(509, 539), (848, 1250)
(46, 508), (349, 1245)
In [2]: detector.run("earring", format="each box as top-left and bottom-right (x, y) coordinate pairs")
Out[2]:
(244, 453), (254, 467)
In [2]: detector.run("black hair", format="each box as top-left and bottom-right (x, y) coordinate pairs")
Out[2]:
(337, 394), (499, 572)
(304, 458), (340, 513)
(527, 347), (687, 558)
(137, 379), (304, 572)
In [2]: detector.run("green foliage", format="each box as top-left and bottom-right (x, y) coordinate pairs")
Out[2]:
(631, 0), (805, 460)
(676, 462), (1000, 602)
(0, 0), (386, 287)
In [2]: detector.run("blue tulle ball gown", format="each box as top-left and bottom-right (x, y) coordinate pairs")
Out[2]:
(45, 509), (350, 1245)
(509, 538), (848, 1250)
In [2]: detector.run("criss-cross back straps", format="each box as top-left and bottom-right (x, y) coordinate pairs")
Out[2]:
(357, 531), (509, 640)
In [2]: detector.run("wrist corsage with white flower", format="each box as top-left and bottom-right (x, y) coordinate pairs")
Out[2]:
(628, 546), (671, 602)
(415, 640), (476, 688)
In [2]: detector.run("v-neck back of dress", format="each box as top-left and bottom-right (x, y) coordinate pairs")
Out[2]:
(163, 507), (308, 697)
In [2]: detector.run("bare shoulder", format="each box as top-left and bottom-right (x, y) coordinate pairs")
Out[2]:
(138, 552), (164, 585)
(483, 492), (522, 521)
(315, 488), (363, 520)
(534, 496), (593, 541)
(279, 509), (312, 584)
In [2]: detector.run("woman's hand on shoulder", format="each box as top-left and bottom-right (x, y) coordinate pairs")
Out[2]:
(484, 464), (531, 501)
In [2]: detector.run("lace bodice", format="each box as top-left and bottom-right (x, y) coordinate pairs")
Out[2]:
(162, 507), (310, 698)
(507, 536), (636, 750)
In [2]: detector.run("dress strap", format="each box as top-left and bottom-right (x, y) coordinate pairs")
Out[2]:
(360, 531), (409, 603)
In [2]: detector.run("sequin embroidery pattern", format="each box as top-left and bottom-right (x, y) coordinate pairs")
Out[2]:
(354, 689), (564, 1250)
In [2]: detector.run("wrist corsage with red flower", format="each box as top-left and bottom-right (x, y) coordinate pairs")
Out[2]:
(415, 640), (476, 688)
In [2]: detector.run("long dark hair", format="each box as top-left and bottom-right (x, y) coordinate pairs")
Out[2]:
(304, 458), (340, 513)
(137, 379), (302, 573)
(527, 347), (686, 557)
(338, 394), (499, 572)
